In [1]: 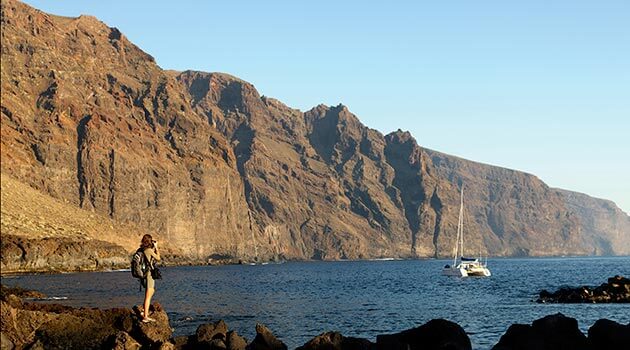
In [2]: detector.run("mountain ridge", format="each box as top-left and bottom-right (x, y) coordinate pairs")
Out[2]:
(1, 0), (628, 272)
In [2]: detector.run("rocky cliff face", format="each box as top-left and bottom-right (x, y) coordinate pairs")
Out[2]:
(556, 189), (630, 255)
(1, 0), (256, 264)
(1, 0), (628, 271)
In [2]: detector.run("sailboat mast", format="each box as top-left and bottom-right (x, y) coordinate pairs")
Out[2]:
(459, 186), (464, 258)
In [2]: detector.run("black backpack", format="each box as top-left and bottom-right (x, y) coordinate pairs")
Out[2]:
(131, 248), (149, 279)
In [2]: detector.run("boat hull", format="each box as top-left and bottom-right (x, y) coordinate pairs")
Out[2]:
(442, 266), (468, 277)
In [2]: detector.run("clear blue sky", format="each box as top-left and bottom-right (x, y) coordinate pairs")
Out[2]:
(23, 0), (630, 212)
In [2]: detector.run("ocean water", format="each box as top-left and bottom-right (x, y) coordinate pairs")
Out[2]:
(2, 257), (629, 349)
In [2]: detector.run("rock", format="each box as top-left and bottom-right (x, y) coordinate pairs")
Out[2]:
(33, 312), (116, 349)
(3, 295), (23, 309)
(246, 323), (287, 350)
(159, 341), (177, 350)
(296, 332), (344, 350)
(106, 331), (141, 350)
(131, 303), (172, 346)
(537, 276), (630, 303)
(1, 332), (14, 350)
(1, 301), (57, 349)
(492, 324), (546, 350)
(24, 340), (44, 350)
(376, 319), (471, 350)
(531, 313), (588, 350)
(0, 285), (46, 300)
(172, 335), (195, 350)
(492, 313), (587, 350)
(196, 320), (229, 344)
(226, 330), (248, 350)
(340, 337), (375, 350)
(587, 319), (630, 349)
(208, 339), (228, 349)
(296, 332), (374, 350)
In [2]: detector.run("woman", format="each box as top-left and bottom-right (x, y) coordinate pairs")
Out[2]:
(140, 234), (160, 323)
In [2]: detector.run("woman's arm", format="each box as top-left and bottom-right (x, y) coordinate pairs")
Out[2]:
(151, 244), (161, 262)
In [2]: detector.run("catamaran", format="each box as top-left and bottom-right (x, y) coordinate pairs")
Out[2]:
(442, 186), (491, 277)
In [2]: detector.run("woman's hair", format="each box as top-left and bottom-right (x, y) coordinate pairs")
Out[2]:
(140, 234), (153, 249)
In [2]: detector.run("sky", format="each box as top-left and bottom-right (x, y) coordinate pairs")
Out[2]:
(22, 0), (630, 213)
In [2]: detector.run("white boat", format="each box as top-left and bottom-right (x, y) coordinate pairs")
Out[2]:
(442, 186), (491, 277)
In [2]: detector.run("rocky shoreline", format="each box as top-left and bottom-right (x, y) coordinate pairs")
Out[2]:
(1, 286), (629, 350)
(537, 275), (630, 303)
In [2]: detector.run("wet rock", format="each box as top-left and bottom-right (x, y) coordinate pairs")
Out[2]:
(537, 275), (630, 303)
(587, 319), (630, 349)
(107, 331), (141, 350)
(226, 330), (248, 350)
(376, 319), (471, 350)
(492, 313), (587, 350)
(297, 331), (374, 350)
(246, 323), (287, 350)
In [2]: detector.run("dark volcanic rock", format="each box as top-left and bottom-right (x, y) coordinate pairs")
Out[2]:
(246, 323), (287, 350)
(106, 331), (141, 350)
(196, 320), (229, 347)
(226, 330), (248, 350)
(492, 324), (545, 350)
(493, 313), (588, 350)
(375, 319), (471, 350)
(537, 275), (630, 303)
(0, 293), (172, 350)
(587, 319), (630, 349)
(296, 331), (374, 350)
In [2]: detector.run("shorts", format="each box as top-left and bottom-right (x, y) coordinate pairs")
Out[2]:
(143, 273), (155, 290)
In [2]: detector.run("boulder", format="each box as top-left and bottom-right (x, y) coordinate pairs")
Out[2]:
(246, 323), (287, 350)
(131, 303), (172, 346)
(197, 320), (229, 344)
(376, 319), (471, 350)
(33, 312), (116, 349)
(492, 324), (545, 350)
(1, 332), (14, 350)
(492, 313), (588, 350)
(531, 313), (588, 350)
(537, 275), (630, 303)
(106, 331), (141, 350)
(296, 332), (374, 350)
(226, 330), (248, 350)
(1, 301), (57, 348)
(159, 341), (177, 350)
(587, 319), (630, 349)
(172, 335), (195, 350)
(296, 332), (344, 350)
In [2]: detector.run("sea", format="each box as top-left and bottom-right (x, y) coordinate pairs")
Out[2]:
(2, 256), (629, 349)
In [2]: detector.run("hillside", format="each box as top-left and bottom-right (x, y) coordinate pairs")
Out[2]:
(1, 0), (628, 272)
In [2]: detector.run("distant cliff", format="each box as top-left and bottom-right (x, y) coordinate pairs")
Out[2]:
(1, 0), (628, 272)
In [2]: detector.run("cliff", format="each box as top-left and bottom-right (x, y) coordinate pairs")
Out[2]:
(1, 0), (628, 272)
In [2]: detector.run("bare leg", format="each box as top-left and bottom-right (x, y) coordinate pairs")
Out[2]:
(143, 287), (155, 319)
